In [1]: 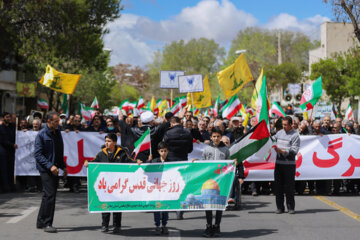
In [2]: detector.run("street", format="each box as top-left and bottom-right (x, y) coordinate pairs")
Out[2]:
(1, 190), (359, 240)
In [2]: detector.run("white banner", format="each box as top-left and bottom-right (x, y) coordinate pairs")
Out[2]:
(160, 71), (184, 89)
(15, 133), (360, 180)
(178, 74), (203, 93)
(15, 131), (121, 176)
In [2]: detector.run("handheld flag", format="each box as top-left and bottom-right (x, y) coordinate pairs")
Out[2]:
(251, 68), (263, 110)
(213, 96), (220, 117)
(217, 53), (253, 99)
(79, 103), (93, 121)
(91, 96), (99, 109)
(300, 76), (322, 111)
(132, 128), (151, 159)
(255, 76), (269, 125)
(39, 65), (81, 94)
(193, 75), (212, 108)
(150, 96), (156, 112)
(61, 94), (70, 117)
(229, 120), (270, 164)
(270, 102), (286, 118)
(345, 104), (354, 121)
(221, 95), (242, 120)
(136, 96), (145, 110)
(37, 98), (49, 109)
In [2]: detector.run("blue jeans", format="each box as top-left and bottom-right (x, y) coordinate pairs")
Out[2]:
(154, 212), (168, 227)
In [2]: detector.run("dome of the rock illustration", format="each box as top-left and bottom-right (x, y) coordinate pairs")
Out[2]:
(201, 179), (220, 192)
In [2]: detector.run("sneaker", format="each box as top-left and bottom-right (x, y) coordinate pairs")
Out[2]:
(213, 224), (221, 237)
(44, 226), (57, 233)
(101, 226), (109, 232)
(288, 209), (295, 214)
(113, 226), (121, 234)
(155, 226), (161, 235)
(162, 226), (169, 234)
(275, 209), (284, 214)
(202, 224), (213, 238)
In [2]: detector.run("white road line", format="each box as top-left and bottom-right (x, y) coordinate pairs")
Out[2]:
(168, 229), (181, 240)
(6, 206), (38, 224)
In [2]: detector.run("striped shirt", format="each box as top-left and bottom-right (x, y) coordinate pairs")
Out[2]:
(273, 129), (300, 165)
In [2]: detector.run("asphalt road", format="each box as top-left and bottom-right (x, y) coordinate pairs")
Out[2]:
(1, 190), (360, 240)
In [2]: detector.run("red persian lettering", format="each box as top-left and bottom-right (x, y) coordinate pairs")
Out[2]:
(342, 155), (360, 177)
(313, 137), (342, 168)
(64, 139), (94, 174)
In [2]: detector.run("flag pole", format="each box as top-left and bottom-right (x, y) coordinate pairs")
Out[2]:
(148, 127), (152, 161)
(170, 89), (173, 108)
(191, 92), (194, 112)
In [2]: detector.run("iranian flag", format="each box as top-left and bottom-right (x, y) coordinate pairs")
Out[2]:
(91, 96), (99, 109)
(153, 99), (162, 115)
(120, 100), (136, 112)
(213, 96), (220, 117)
(79, 103), (93, 121)
(345, 104), (354, 121)
(222, 95), (242, 120)
(300, 76), (323, 111)
(37, 98), (49, 109)
(229, 119), (270, 164)
(170, 98), (181, 115)
(179, 95), (187, 108)
(61, 94), (70, 117)
(132, 128), (151, 159)
(270, 102), (286, 118)
(136, 96), (145, 110)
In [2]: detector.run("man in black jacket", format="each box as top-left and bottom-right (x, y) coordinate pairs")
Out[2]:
(163, 116), (193, 161)
(34, 111), (68, 233)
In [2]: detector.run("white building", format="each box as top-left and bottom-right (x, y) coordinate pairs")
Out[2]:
(0, 70), (17, 113)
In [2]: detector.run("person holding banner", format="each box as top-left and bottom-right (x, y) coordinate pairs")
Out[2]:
(196, 127), (231, 237)
(273, 116), (300, 214)
(84, 133), (134, 234)
(34, 111), (68, 233)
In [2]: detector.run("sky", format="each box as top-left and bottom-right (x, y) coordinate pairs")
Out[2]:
(104, 0), (334, 67)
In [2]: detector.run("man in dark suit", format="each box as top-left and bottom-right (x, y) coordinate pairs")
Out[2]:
(34, 111), (68, 233)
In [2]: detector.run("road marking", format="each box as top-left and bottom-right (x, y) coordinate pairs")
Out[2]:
(315, 196), (360, 223)
(168, 229), (181, 240)
(6, 206), (38, 224)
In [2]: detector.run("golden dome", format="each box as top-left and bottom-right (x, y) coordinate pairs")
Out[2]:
(201, 179), (220, 191)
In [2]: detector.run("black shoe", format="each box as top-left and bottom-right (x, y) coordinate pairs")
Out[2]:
(275, 209), (284, 214)
(113, 226), (121, 234)
(202, 224), (213, 238)
(176, 211), (184, 220)
(213, 224), (221, 237)
(36, 224), (44, 229)
(162, 226), (169, 235)
(101, 226), (109, 232)
(155, 226), (162, 235)
(44, 226), (57, 233)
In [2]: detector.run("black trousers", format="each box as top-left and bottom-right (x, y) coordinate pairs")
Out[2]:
(102, 213), (122, 227)
(205, 211), (222, 225)
(274, 164), (295, 211)
(37, 172), (58, 227)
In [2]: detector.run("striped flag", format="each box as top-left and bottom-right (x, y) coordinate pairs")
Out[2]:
(229, 120), (270, 164)
(170, 98), (181, 115)
(37, 98), (49, 109)
(91, 96), (99, 109)
(222, 95), (242, 120)
(270, 102), (286, 118)
(132, 128), (151, 159)
(345, 104), (354, 121)
(79, 103), (93, 121)
(153, 99), (162, 115)
(213, 96), (220, 117)
(255, 76), (269, 125)
(137, 96), (145, 110)
(61, 94), (70, 117)
(300, 76), (322, 111)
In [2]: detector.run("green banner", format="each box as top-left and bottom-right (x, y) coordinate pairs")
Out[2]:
(88, 161), (235, 212)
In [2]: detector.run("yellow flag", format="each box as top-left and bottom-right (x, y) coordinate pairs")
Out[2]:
(186, 92), (192, 109)
(158, 99), (169, 116)
(39, 65), (81, 94)
(251, 68), (263, 110)
(17, 82), (36, 97)
(193, 75), (212, 108)
(150, 96), (156, 111)
(240, 104), (249, 127)
(217, 54), (253, 99)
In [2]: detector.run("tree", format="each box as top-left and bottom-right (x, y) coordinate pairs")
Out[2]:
(266, 62), (303, 89)
(146, 38), (226, 100)
(310, 54), (350, 114)
(325, 0), (360, 43)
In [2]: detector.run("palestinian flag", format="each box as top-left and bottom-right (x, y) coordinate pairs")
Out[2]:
(222, 95), (242, 120)
(79, 103), (93, 121)
(136, 96), (145, 110)
(91, 96), (99, 109)
(270, 102), (286, 118)
(132, 128), (151, 159)
(300, 76), (322, 111)
(345, 104), (354, 121)
(37, 98), (49, 109)
(229, 119), (270, 164)
(213, 96), (220, 117)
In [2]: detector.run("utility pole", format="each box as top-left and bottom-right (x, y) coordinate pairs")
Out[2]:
(278, 31), (282, 65)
